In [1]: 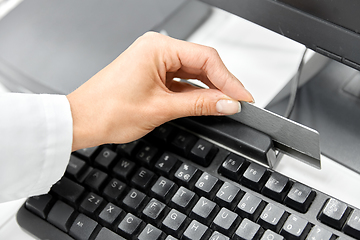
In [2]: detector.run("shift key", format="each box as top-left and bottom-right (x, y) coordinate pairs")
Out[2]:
(51, 177), (85, 207)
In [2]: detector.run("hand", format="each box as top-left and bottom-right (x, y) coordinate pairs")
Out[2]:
(67, 32), (254, 151)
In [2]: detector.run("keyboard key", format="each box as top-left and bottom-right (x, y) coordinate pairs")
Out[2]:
(116, 140), (141, 157)
(258, 203), (287, 232)
(343, 209), (360, 239)
(51, 177), (85, 207)
(122, 188), (148, 214)
(280, 214), (311, 240)
(209, 231), (230, 240)
(162, 209), (189, 238)
(174, 163), (201, 189)
(138, 224), (165, 240)
(113, 158), (136, 182)
(80, 192), (105, 217)
(25, 194), (53, 219)
(150, 123), (175, 143)
(95, 228), (126, 240)
(262, 172), (290, 202)
(195, 172), (222, 199)
(117, 213), (143, 239)
(84, 169), (108, 193)
(150, 176), (177, 203)
(260, 230), (284, 240)
(66, 155), (88, 182)
(165, 236), (178, 240)
(306, 225), (334, 240)
(170, 186), (198, 214)
(182, 220), (211, 240)
(69, 213), (98, 240)
(233, 218), (263, 240)
(47, 200), (75, 232)
(190, 197), (219, 225)
(284, 182), (315, 213)
(76, 146), (99, 163)
(94, 148), (118, 171)
(241, 162), (269, 192)
(236, 192), (265, 221)
(151, 124), (175, 144)
(218, 153), (248, 181)
(98, 203), (124, 230)
(211, 207), (239, 236)
(136, 143), (159, 166)
(318, 198), (351, 230)
(215, 182), (243, 210)
(171, 130), (198, 156)
(154, 152), (179, 178)
(130, 167), (155, 192)
(142, 198), (167, 225)
(189, 139), (218, 167)
(102, 178), (127, 204)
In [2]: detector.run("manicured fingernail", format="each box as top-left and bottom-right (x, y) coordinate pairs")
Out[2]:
(216, 99), (241, 115)
(244, 89), (255, 103)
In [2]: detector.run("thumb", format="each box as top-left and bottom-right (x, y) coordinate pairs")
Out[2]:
(167, 89), (241, 119)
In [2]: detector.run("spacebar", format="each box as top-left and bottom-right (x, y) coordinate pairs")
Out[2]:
(173, 116), (276, 167)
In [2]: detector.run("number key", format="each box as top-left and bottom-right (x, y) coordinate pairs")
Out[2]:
(136, 144), (158, 166)
(195, 172), (222, 199)
(155, 152), (179, 178)
(174, 163), (201, 189)
(236, 192), (265, 221)
(215, 182), (243, 210)
(258, 203), (287, 232)
(280, 214), (311, 239)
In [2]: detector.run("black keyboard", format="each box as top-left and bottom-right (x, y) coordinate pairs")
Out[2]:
(16, 117), (360, 240)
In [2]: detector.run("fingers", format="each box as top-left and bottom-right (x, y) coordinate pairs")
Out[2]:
(166, 68), (217, 90)
(164, 88), (241, 120)
(161, 35), (254, 102)
(167, 81), (201, 93)
(137, 32), (253, 102)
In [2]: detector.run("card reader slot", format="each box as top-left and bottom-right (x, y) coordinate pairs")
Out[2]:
(173, 116), (277, 168)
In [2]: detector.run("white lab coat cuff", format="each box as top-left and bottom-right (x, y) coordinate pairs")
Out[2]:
(30, 94), (73, 195)
(0, 93), (73, 202)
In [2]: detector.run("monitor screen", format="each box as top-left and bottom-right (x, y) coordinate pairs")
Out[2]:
(199, 0), (360, 70)
(277, 0), (360, 34)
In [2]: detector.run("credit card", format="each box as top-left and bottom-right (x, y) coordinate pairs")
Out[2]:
(228, 102), (321, 169)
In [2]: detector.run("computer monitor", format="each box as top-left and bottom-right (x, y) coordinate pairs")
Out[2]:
(199, 0), (360, 173)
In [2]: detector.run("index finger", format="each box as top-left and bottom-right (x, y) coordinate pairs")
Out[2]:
(162, 36), (254, 102)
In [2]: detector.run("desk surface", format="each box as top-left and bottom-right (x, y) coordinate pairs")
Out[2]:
(1, 5), (360, 240)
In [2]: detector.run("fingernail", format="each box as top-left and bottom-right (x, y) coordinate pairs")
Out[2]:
(216, 99), (241, 115)
(244, 89), (255, 103)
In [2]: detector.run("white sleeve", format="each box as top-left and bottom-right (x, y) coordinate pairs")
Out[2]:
(0, 93), (73, 203)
